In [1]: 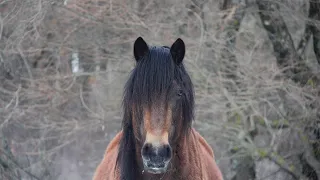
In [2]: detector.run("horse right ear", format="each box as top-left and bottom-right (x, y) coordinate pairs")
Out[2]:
(170, 38), (185, 65)
(134, 37), (149, 61)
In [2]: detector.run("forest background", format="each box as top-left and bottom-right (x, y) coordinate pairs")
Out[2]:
(0, 0), (319, 180)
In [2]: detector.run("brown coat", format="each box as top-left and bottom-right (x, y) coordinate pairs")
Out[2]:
(93, 128), (223, 180)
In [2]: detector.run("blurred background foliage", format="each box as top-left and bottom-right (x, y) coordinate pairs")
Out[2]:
(0, 0), (319, 179)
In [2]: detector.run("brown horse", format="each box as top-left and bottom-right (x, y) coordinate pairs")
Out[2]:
(93, 37), (223, 180)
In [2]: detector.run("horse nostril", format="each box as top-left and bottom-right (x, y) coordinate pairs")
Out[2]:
(158, 145), (172, 160)
(142, 143), (153, 158)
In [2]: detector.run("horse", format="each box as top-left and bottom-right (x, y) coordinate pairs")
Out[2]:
(93, 37), (224, 180)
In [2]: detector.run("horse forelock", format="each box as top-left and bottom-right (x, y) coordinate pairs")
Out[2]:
(125, 46), (194, 129)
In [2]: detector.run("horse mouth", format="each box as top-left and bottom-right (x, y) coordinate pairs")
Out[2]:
(142, 161), (168, 174)
(145, 167), (167, 174)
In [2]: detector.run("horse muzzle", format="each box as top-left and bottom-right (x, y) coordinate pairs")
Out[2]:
(141, 143), (172, 174)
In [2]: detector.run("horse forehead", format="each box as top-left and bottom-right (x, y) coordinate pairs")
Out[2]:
(145, 99), (167, 113)
(151, 102), (166, 114)
(142, 100), (171, 122)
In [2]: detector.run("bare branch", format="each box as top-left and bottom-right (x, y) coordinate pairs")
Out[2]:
(257, 0), (318, 84)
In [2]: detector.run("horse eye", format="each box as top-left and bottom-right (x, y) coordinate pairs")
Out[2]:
(177, 90), (183, 97)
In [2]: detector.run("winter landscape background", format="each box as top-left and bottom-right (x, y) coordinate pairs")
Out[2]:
(0, 0), (319, 180)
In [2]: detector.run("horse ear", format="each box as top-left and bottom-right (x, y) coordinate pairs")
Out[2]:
(170, 38), (185, 65)
(134, 37), (149, 61)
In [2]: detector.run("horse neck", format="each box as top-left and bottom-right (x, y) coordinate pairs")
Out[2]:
(173, 128), (203, 178)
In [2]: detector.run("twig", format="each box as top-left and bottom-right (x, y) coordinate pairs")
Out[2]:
(266, 153), (302, 180)
(55, 3), (105, 25)
(79, 85), (101, 118)
(4, 84), (21, 110)
(302, 136), (320, 179)
(187, 8), (204, 63)
(0, 15), (3, 41)
(0, 144), (40, 180)
(257, 0), (318, 85)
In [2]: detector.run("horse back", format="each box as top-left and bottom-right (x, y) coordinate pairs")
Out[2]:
(92, 131), (122, 180)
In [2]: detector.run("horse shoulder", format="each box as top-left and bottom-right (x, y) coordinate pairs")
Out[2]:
(192, 129), (224, 180)
(92, 131), (122, 180)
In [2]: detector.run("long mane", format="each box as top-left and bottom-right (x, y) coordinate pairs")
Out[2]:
(116, 46), (195, 180)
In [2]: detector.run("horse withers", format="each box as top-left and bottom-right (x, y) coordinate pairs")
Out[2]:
(93, 37), (223, 180)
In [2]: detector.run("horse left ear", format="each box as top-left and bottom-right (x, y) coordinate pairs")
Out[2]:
(170, 38), (185, 65)
(134, 37), (149, 62)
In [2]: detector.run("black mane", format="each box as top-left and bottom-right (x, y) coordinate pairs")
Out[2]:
(116, 44), (194, 180)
